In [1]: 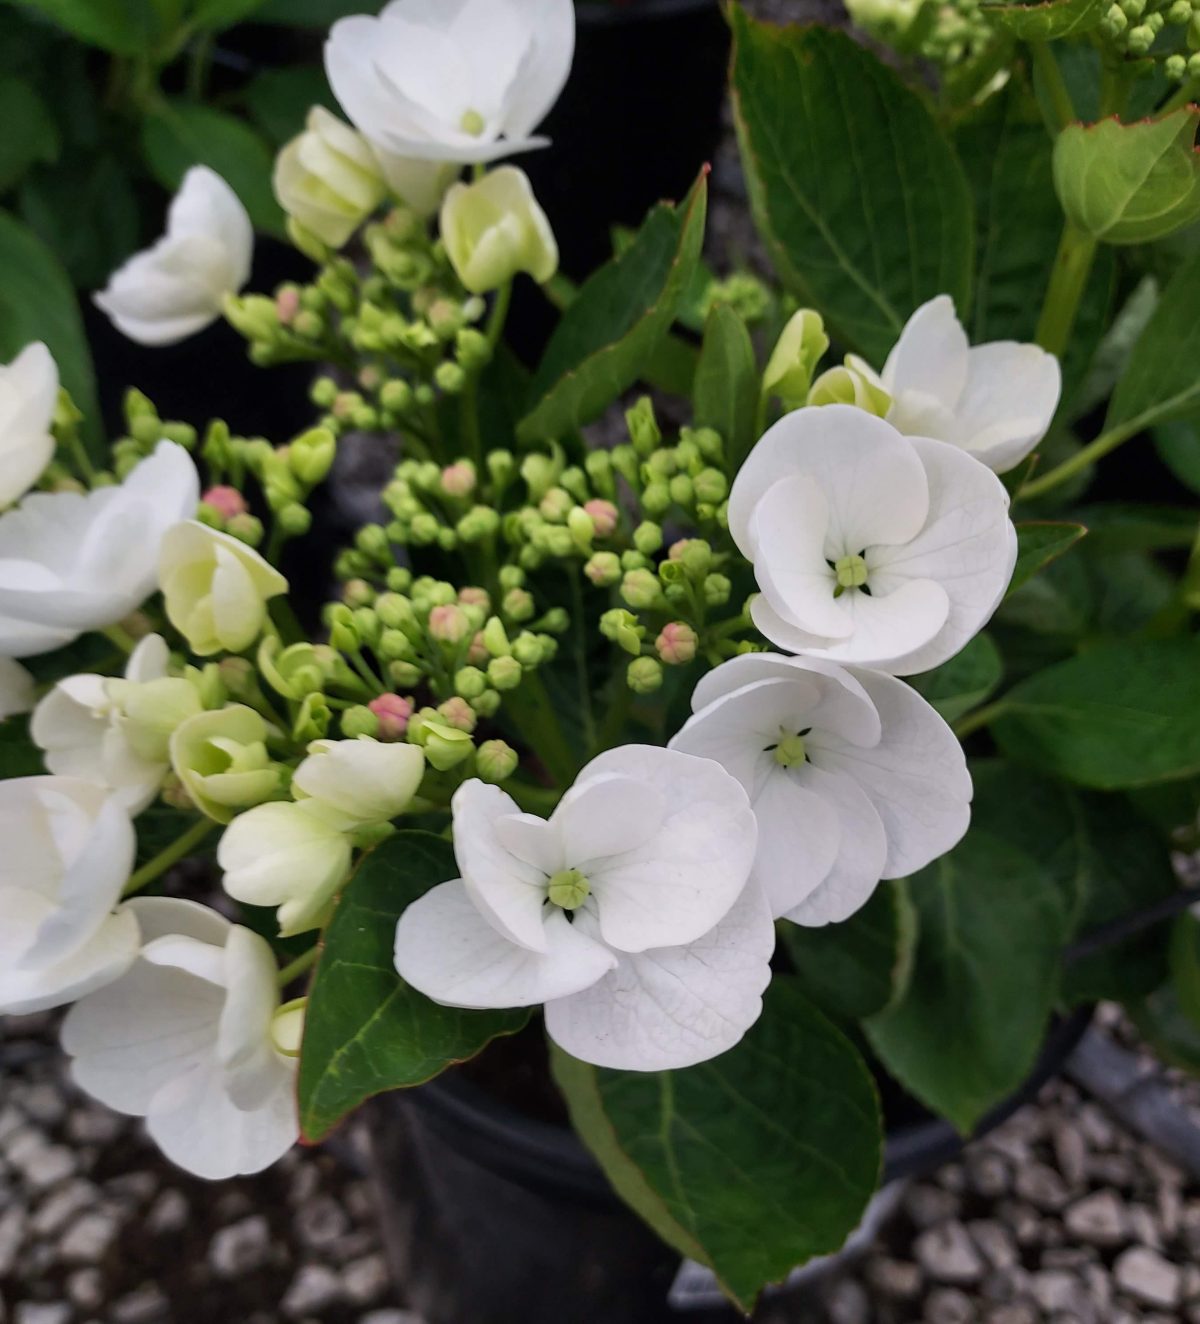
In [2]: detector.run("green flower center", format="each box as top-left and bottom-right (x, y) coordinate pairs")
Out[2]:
(834, 553), (870, 592)
(773, 732), (808, 769)
(548, 868), (591, 911)
(460, 109), (486, 137)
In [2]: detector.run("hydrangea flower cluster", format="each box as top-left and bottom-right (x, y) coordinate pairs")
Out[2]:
(0, 0), (1062, 1192)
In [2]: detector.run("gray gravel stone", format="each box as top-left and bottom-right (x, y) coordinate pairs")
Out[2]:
(59, 1210), (118, 1264)
(32, 1179), (99, 1236)
(209, 1213), (272, 1278)
(866, 1256), (922, 1300)
(1015, 1161), (1070, 1211)
(1114, 1245), (1182, 1309)
(144, 1188), (188, 1237)
(968, 1218), (1018, 1269)
(111, 1283), (170, 1323)
(925, 1286), (973, 1323)
(14, 1305), (71, 1324)
(293, 1192), (351, 1249)
(67, 1267), (104, 1310)
(915, 1222), (985, 1285)
(0, 1205), (27, 1277)
(1064, 1190), (1127, 1246)
(281, 1263), (343, 1317)
(342, 1252), (391, 1305)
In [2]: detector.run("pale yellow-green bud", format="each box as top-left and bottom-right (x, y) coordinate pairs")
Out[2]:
(476, 739), (518, 783)
(763, 309), (829, 407)
(808, 359), (892, 416)
(273, 108), (385, 249)
(169, 705), (282, 823)
(439, 166), (558, 294)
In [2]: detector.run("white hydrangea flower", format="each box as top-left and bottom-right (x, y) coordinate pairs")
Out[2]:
(0, 342), (58, 509)
(868, 295), (1062, 474)
(671, 654), (971, 925)
(94, 167), (253, 347)
(0, 777), (138, 1015)
(325, 0), (575, 209)
(62, 897), (299, 1180)
(0, 657), (35, 719)
(729, 405), (1016, 675)
(220, 738), (426, 935)
(394, 745), (773, 1071)
(0, 442), (200, 659)
(31, 634), (199, 814)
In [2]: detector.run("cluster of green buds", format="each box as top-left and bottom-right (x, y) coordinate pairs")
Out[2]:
(693, 272), (775, 328)
(1099, 0), (1200, 76)
(109, 389), (198, 477)
(844, 0), (1002, 76)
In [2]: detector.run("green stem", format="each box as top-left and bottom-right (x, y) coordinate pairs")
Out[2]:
(102, 624), (137, 655)
(276, 946), (320, 988)
(460, 375), (484, 470)
(595, 680), (633, 754)
(568, 570), (597, 755)
(1034, 221), (1098, 360)
(122, 819), (216, 897)
(505, 674), (578, 784)
(1160, 79), (1199, 116)
(486, 280), (513, 350)
(186, 30), (214, 100)
(952, 700), (1008, 741)
(1030, 40), (1075, 134)
(1018, 415), (1143, 500)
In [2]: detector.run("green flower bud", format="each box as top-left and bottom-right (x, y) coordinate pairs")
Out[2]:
(455, 666), (488, 698)
(378, 629), (415, 661)
(278, 503), (312, 536)
(704, 573), (732, 607)
(620, 569), (662, 610)
(290, 427), (337, 485)
(476, 739), (519, 783)
(627, 656), (663, 694)
(642, 481), (670, 516)
(380, 379), (413, 414)
(456, 327), (491, 371)
(388, 660), (423, 687)
(487, 655), (523, 690)
(437, 696), (477, 733)
(223, 293), (280, 341)
(599, 608), (644, 656)
(169, 705), (281, 824)
(470, 688), (501, 718)
(625, 396), (661, 456)
(503, 587), (536, 622)
(498, 564), (525, 590)
(610, 444), (640, 487)
(511, 632), (548, 667)
(693, 468), (728, 505)
(483, 616), (511, 657)
(585, 449), (615, 498)
(420, 718), (475, 771)
(668, 473), (694, 507)
(539, 486), (574, 522)
(457, 505), (501, 542)
(293, 692), (333, 743)
(435, 361), (467, 394)
(341, 705), (381, 738)
(353, 606), (381, 646)
(226, 513), (265, 547)
(762, 308), (829, 407)
(535, 607), (569, 634)
(258, 636), (327, 700)
(487, 449), (516, 489)
(521, 451), (560, 501)
(809, 361), (892, 415)
(584, 551), (622, 586)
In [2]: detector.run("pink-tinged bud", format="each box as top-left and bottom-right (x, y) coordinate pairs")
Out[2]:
(428, 604), (471, 644)
(467, 630), (489, 665)
(201, 485), (248, 520)
(656, 621), (698, 666)
(584, 499), (619, 538)
(369, 693), (414, 741)
(667, 539), (689, 561)
(358, 365), (382, 392)
(441, 462), (476, 498)
(333, 392), (357, 421)
(438, 695), (477, 732)
(275, 287), (301, 325)
(458, 586), (490, 610)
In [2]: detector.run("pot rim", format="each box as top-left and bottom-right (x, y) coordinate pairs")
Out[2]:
(400, 1005), (1095, 1211)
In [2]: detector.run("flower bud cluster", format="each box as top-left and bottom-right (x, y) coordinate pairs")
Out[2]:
(845, 0), (1002, 92)
(1099, 0), (1200, 75)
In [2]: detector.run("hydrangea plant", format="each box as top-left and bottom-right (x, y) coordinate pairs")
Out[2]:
(3, 0), (1200, 1308)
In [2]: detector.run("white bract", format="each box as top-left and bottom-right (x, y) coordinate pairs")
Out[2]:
(870, 295), (1062, 474)
(0, 442), (200, 659)
(32, 634), (199, 814)
(62, 897), (299, 1180)
(159, 521), (288, 657)
(326, 0), (574, 210)
(0, 777), (138, 1015)
(273, 106), (386, 249)
(394, 745), (773, 1071)
(671, 654), (971, 924)
(0, 342), (58, 508)
(440, 166), (558, 294)
(729, 405), (1016, 675)
(220, 738), (426, 934)
(94, 167), (253, 346)
(0, 657), (34, 718)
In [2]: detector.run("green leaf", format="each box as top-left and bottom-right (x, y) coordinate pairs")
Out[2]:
(993, 638), (1200, 790)
(241, 65), (336, 147)
(1130, 982), (1200, 1075)
(1107, 249), (1200, 436)
(1072, 502), (1196, 553)
(190, 0), (270, 28)
(982, 0), (1107, 40)
(254, 0), (376, 22)
(0, 717), (44, 780)
(141, 101), (285, 237)
(781, 882), (917, 1023)
(0, 208), (99, 443)
(0, 77), (59, 191)
(729, 12), (973, 363)
(693, 302), (758, 470)
(518, 174), (707, 443)
(866, 829), (1068, 1133)
(1007, 521), (1088, 597)
(298, 832), (528, 1142)
(910, 633), (1003, 724)
(10, 0), (163, 52)
(552, 978), (882, 1311)
(1054, 109), (1200, 247)
(1155, 418), (1200, 496)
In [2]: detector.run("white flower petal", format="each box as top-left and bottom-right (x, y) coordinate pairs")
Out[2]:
(393, 878), (616, 1008)
(544, 881), (775, 1071)
(746, 764), (842, 916)
(881, 294), (968, 406)
(0, 342), (58, 508)
(954, 342), (1062, 473)
(0, 906), (139, 1016)
(551, 772), (665, 873)
(292, 738), (425, 827)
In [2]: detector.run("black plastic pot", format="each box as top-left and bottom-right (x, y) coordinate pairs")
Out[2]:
(366, 1006), (1093, 1323)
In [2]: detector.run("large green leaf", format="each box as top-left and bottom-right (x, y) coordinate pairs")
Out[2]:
(693, 302), (758, 471)
(1107, 249), (1200, 436)
(0, 717), (44, 780)
(982, 0), (1107, 40)
(1155, 418), (1200, 496)
(866, 829), (1068, 1133)
(190, 0), (270, 28)
(910, 633), (1003, 724)
(10, 0), (163, 52)
(0, 77), (59, 191)
(781, 882), (916, 1023)
(241, 66), (337, 147)
(0, 209), (99, 442)
(142, 101), (285, 237)
(552, 978), (882, 1311)
(298, 832), (527, 1142)
(1007, 522), (1088, 597)
(518, 174), (707, 443)
(992, 638), (1200, 790)
(729, 11), (973, 363)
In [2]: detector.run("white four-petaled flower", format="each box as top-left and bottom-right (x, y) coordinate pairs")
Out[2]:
(867, 295), (1062, 474)
(94, 167), (254, 347)
(729, 405), (1016, 675)
(671, 654), (971, 925)
(0, 776), (138, 1015)
(325, 0), (574, 210)
(0, 342), (58, 509)
(62, 897), (299, 1180)
(0, 442), (200, 658)
(394, 745), (772, 1071)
